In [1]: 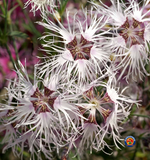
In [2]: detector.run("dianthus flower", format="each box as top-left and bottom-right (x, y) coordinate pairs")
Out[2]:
(24, 0), (59, 15)
(93, 0), (150, 80)
(0, 62), (81, 159)
(70, 75), (139, 154)
(37, 8), (111, 84)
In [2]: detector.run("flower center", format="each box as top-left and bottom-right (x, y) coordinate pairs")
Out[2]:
(42, 96), (49, 103)
(90, 98), (100, 109)
(119, 17), (145, 47)
(66, 35), (93, 60)
(82, 87), (112, 124)
(31, 87), (56, 113)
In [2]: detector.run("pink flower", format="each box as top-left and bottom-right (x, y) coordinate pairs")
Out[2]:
(0, 42), (38, 89)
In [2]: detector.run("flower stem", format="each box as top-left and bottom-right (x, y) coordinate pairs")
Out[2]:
(5, 44), (16, 70)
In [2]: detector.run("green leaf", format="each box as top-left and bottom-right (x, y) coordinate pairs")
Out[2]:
(16, 0), (24, 8)
(9, 31), (28, 38)
(7, 5), (19, 24)
(59, 0), (69, 16)
(22, 23), (41, 37)
(0, 14), (5, 18)
(131, 114), (150, 119)
(0, 4), (5, 14)
(138, 132), (146, 139)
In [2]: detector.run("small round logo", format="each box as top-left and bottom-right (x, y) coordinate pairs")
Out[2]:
(124, 136), (136, 147)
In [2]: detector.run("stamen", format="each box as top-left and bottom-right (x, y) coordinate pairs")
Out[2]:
(100, 90), (104, 97)
(88, 114), (97, 124)
(101, 108), (112, 121)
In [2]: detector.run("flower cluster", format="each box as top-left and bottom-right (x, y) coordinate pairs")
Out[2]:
(0, 0), (150, 160)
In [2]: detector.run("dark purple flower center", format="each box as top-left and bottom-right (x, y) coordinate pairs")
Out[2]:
(31, 87), (56, 113)
(119, 17), (145, 47)
(66, 35), (93, 60)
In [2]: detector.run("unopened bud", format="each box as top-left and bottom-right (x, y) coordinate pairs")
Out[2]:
(54, 10), (61, 22)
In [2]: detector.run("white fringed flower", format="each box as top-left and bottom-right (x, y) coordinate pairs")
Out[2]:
(0, 124), (19, 156)
(94, 0), (150, 80)
(97, 76), (139, 149)
(37, 8), (111, 84)
(71, 75), (139, 152)
(24, 0), (58, 15)
(0, 62), (81, 159)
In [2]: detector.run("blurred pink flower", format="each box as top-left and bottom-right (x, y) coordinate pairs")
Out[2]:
(0, 42), (39, 89)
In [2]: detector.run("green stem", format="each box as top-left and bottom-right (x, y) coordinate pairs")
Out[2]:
(12, 39), (21, 70)
(23, 10), (41, 37)
(5, 44), (16, 70)
(4, 0), (8, 35)
(9, 23), (21, 70)
(13, 40), (19, 63)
